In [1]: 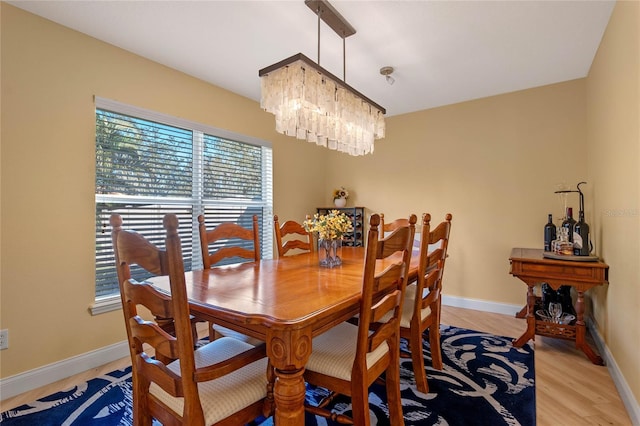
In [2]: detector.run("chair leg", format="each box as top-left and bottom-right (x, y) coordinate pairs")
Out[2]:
(190, 319), (199, 344)
(132, 373), (152, 426)
(208, 321), (215, 342)
(411, 327), (429, 394)
(430, 302), (443, 370)
(429, 324), (443, 370)
(350, 381), (370, 426)
(386, 337), (405, 426)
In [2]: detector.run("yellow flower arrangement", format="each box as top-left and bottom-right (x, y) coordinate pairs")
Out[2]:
(303, 210), (354, 241)
(333, 186), (350, 200)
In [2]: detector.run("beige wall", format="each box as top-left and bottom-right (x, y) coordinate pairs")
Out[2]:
(586, 0), (640, 408)
(327, 79), (588, 305)
(1, 1), (638, 412)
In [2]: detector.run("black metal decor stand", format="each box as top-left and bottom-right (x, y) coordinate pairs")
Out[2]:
(554, 181), (586, 218)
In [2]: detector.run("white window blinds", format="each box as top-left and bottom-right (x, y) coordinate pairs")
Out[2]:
(94, 98), (273, 299)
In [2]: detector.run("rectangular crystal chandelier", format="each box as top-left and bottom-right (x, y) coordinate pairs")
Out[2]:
(258, 0), (386, 156)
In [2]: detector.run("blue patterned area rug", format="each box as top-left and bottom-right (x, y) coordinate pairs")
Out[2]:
(0, 326), (535, 425)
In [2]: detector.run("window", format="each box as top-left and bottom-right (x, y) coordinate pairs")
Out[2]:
(93, 98), (272, 312)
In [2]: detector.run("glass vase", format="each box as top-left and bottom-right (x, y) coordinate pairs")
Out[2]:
(319, 239), (342, 268)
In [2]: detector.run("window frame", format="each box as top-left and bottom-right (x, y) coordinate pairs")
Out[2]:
(91, 97), (273, 315)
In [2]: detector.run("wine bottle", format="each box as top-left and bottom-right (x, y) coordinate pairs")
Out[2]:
(561, 207), (576, 244)
(541, 283), (557, 309)
(556, 286), (575, 316)
(543, 214), (556, 251)
(573, 211), (590, 256)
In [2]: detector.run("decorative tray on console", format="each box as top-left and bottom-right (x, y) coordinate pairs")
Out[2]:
(542, 252), (600, 262)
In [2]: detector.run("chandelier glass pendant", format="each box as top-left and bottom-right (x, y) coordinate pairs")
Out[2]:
(259, 0), (386, 156)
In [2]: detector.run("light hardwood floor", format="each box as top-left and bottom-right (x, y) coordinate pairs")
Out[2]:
(0, 306), (633, 425)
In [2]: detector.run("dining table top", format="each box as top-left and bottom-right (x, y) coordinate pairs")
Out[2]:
(149, 246), (421, 336)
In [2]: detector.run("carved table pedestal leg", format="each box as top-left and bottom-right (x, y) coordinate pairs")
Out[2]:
(267, 327), (312, 425)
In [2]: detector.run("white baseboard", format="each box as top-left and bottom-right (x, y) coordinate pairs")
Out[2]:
(586, 320), (640, 426)
(442, 294), (522, 316)
(2, 297), (638, 426)
(0, 340), (129, 401)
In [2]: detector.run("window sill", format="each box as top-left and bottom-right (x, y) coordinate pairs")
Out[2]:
(90, 295), (121, 315)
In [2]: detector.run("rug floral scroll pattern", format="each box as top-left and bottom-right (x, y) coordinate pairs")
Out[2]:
(296, 325), (535, 426)
(0, 326), (535, 426)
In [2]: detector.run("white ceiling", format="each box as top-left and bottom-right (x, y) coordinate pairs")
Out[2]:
(9, 0), (615, 117)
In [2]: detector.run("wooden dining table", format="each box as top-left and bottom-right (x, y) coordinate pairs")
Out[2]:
(149, 246), (420, 425)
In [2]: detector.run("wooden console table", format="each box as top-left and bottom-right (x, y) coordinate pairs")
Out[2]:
(509, 247), (609, 365)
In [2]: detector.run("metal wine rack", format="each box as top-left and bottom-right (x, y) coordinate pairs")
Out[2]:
(316, 206), (365, 247)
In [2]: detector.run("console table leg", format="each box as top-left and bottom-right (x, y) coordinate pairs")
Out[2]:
(514, 304), (528, 319)
(575, 290), (604, 365)
(513, 284), (536, 347)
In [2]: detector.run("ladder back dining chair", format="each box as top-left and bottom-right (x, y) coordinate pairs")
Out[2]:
(197, 214), (263, 344)
(393, 212), (452, 393)
(110, 213), (273, 426)
(303, 213), (417, 425)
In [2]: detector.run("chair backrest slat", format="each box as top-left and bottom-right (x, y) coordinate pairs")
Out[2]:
(198, 214), (261, 268)
(380, 213), (410, 238)
(274, 215), (314, 257)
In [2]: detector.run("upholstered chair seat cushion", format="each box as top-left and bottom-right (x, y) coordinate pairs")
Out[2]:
(305, 322), (389, 381)
(149, 337), (268, 424)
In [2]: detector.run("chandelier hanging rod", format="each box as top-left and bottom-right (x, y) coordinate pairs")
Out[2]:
(258, 52), (386, 115)
(306, 0), (355, 81)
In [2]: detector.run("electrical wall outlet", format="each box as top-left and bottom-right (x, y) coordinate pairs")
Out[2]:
(0, 329), (8, 350)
